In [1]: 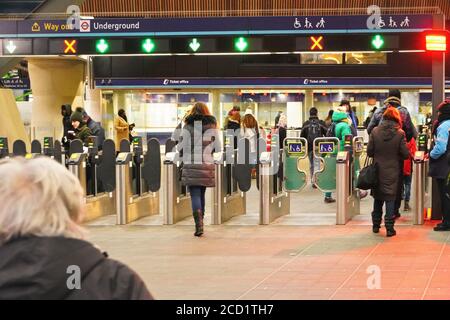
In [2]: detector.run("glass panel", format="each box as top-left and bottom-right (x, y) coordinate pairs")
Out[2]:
(301, 53), (343, 64)
(345, 52), (387, 64)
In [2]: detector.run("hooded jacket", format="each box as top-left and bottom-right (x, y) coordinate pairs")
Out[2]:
(367, 103), (418, 142)
(332, 111), (352, 151)
(0, 236), (152, 300)
(367, 120), (410, 201)
(180, 114), (220, 187)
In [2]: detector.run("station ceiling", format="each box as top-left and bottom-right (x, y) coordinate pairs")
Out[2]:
(0, 1), (46, 14)
(79, 0), (450, 18)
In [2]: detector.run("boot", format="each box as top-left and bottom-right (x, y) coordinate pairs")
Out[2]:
(385, 218), (396, 237)
(404, 201), (410, 212)
(193, 210), (204, 237)
(371, 212), (382, 234)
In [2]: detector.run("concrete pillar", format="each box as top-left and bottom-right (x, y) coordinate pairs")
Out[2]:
(0, 89), (30, 151)
(84, 86), (102, 122)
(211, 89), (221, 123)
(28, 58), (85, 141)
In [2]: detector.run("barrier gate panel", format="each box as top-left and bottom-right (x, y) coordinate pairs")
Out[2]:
(283, 137), (308, 193)
(313, 137), (339, 193)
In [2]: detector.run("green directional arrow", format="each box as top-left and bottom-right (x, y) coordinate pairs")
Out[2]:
(142, 38), (155, 53)
(235, 37), (248, 52)
(189, 38), (201, 52)
(372, 35), (384, 50)
(96, 39), (109, 53)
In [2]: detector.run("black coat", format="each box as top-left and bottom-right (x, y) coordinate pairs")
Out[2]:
(0, 236), (152, 300)
(367, 120), (410, 201)
(181, 114), (220, 187)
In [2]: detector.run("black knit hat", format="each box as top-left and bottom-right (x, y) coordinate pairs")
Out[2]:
(70, 110), (84, 123)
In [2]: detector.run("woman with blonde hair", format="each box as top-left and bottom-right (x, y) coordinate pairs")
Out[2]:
(0, 157), (152, 299)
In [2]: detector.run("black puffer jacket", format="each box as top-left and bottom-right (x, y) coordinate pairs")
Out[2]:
(367, 120), (410, 201)
(0, 236), (152, 300)
(181, 114), (220, 187)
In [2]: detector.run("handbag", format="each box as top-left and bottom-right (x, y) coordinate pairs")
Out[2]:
(357, 157), (378, 190)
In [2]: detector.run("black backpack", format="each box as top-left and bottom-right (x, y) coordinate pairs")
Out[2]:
(326, 122), (336, 137)
(306, 119), (322, 146)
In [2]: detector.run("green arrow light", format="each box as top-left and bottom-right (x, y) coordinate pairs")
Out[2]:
(235, 37), (248, 52)
(372, 35), (384, 50)
(142, 38), (155, 53)
(96, 39), (109, 53)
(189, 38), (201, 52)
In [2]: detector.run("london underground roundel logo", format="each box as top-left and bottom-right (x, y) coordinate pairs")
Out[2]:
(80, 20), (90, 32)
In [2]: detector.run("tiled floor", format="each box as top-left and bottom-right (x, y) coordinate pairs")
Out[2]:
(85, 185), (450, 300)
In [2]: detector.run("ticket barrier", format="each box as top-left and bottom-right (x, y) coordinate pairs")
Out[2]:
(163, 139), (192, 225)
(211, 137), (254, 224)
(412, 151), (428, 225)
(43, 137), (63, 164)
(312, 137), (339, 194)
(0, 137), (9, 159)
(67, 138), (116, 222)
(260, 134), (290, 225)
(335, 136), (363, 225)
(116, 138), (161, 225)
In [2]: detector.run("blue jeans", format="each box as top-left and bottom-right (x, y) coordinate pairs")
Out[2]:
(189, 186), (206, 212)
(372, 199), (396, 224)
(403, 175), (412, 202)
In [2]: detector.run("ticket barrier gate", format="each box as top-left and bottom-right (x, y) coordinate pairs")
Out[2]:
(163, 139), (192, 225)
(260, 134), (290, 225)
(335, 136), (364, 225)
(116, 138), (161, 225)
(67, 138), (116, 222)
(0, 137), (9, 159)
(313, 137), (339, 194)
(412, 151), (428, 225)
(211, 138), (253, 224)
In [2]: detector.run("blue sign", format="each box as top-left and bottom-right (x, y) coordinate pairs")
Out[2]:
(0, 14), (434, 38)
(0, 78), (30, 89)
(95, 77), (445, 89)
(288, 143), (303, 155)
(319, 142), (335, 154)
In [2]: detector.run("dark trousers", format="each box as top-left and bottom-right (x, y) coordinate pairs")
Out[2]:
(394, 175), (404, 215)
(372, 199), (396, 228)
(403, 175), (412, 202)
(436, 178), (450, 226)
(189, 186), (206, 212)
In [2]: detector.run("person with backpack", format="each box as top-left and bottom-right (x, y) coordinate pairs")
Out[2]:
(429, 100), (450, 232)
(301, 107), (328, 188)
(366, 89), (418, 218)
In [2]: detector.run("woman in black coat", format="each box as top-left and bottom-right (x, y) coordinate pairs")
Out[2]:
(180, 102), (220, 236)
(367, 107), (409, 237)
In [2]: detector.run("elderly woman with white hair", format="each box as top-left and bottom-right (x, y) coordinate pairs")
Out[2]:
(0, 157), (152, 300)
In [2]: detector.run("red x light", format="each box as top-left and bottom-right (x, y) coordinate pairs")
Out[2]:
(424, 30), (448, 52)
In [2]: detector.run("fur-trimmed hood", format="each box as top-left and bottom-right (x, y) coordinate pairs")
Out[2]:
(184, 114), (217, 126)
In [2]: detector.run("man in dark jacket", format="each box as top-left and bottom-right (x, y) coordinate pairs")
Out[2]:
(61, 104), (73, 150)
(0, 236), (152, 300)
(78, 108), (106, 149)
(301, 107), (328, 187)
(70, 109), (92, 146)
